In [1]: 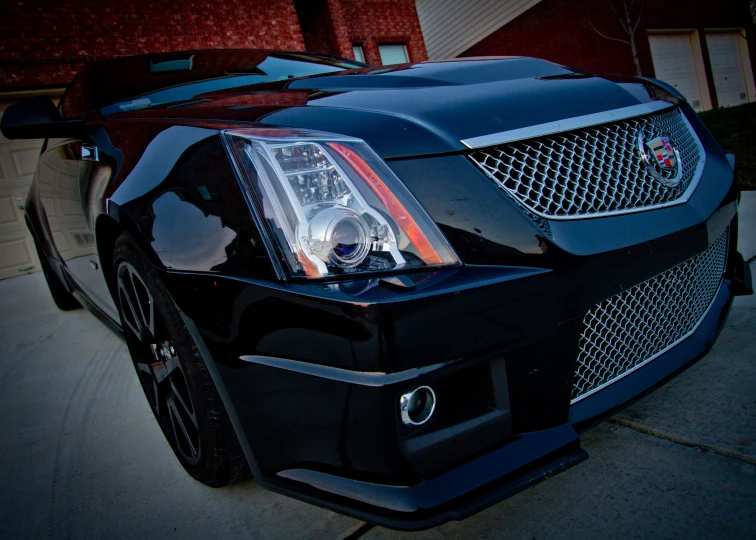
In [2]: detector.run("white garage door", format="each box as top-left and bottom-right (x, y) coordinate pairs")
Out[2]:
(706, 33), (749, 108)
(648, 34), (705, 111)
(0, 109), (42, 280)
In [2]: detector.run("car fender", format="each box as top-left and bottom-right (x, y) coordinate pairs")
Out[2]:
(90, 122), (275, 282)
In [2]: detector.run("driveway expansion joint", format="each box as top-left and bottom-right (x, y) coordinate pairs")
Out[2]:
(609, 416), (756, 466)
(338, 522), (374, 540)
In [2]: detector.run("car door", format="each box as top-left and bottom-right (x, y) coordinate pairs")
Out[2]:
(35, 137), (118, 320)
(75, 151), (118, 319)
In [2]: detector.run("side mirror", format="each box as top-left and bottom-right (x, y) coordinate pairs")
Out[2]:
(0, 96), (84, 140)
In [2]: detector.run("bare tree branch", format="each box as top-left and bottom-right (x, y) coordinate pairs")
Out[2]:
(607, 0), (628, 32)
(632, 0), (644, 33)
(584, 17), (631, 44)
(623, 0), (632, 31)
(583, 0), (643, 75)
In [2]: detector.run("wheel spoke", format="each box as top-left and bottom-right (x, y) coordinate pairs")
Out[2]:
(135, 362), (153, 376)
(118, 283), (143, 341)
(168, 396), (199, 458)
(117, 263), (155, 344)
(170, 377), (196, 422)
(163, 354), (181, 377)
(135, 362), (160, 416)
(128, 266), (155, 338)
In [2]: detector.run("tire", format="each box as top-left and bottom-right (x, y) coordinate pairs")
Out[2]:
(113, 233), (249, 487)
(30, 226), (81, 311)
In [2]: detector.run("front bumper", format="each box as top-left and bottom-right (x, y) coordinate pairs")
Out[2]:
(163, 205), (750, 530)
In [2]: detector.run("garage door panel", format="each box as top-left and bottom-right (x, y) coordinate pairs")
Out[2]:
(59, 197), (82, 216)
(707, 33), (748, 108)
(649, 34), (705, 112)
(52, 230), (71, 252)
(0, 196), (17, 224)
(0, 236), (34, 274)
(41, 197), (56, 217)
(11, 146), (41, 180)
(38, 161), (55, 186)
(58, 168), (79, 191)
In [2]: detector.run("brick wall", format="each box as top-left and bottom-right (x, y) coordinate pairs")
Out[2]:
(296, 0), (427, 64)
(460, 0), (753, 79)
(295, 0), (341, 58)
(0, 0), (306, 89)
(341, 0), (428, 64)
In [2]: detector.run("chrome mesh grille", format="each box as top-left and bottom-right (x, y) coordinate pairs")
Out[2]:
(470, 107), (704, 219)
(572, 228), (728, 401)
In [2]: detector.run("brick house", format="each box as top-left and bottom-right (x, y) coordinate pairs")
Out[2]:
(417, 0), (756, 111)
(0, 0), (427, 91)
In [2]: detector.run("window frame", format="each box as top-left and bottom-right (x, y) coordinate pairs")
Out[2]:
(352, 44), (365, 64)
(378, 43), (409, 66)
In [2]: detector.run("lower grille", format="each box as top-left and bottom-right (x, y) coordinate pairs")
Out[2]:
(572, 228), (729, 402)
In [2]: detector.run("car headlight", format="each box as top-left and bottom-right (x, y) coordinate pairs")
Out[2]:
(222, 128), (459, 278)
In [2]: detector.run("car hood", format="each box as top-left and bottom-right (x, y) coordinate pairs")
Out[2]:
(267, 58), (677, 158)
(113, 57), (678, 159)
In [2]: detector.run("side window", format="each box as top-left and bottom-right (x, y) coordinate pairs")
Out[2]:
(378, 44), (409, 66)
(60, 76), (83, 119)
(353, 45), (365, 63)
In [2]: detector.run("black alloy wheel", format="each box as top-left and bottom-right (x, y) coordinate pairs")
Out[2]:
(118, 260), (201, 465)
(113, 233), (249, 486)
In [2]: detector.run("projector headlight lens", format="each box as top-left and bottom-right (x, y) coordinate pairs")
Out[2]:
(308, 207), (370, 268)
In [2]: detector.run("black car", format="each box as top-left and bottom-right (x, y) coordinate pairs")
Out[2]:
(2, 50), (752, 530)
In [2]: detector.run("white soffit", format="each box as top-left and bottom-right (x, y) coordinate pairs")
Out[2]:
(416, 0), (543, 60)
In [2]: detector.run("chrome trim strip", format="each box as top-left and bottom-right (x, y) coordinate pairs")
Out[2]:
(239, 355), (457, 387)
(461, 101), (675, 149)
(475, 109), (707, 222)
(570, 279), (724, 405)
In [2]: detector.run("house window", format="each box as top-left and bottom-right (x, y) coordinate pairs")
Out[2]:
(378, 44), (409, 65)
(353, 45), (365, 63)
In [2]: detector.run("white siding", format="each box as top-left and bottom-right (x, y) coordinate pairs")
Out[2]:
(416, 0), (543, 60)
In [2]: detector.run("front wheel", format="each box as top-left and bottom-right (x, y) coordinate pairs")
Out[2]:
(113, 233), (249, 487)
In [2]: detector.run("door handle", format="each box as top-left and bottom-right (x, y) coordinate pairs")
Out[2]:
(81, 144), (99, 161)
(16, 197), (24, 210)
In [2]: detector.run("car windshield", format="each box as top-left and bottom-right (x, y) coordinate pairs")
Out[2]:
(95, 52), (361, 115)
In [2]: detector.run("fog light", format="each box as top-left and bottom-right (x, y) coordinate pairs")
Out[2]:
(399, 386), (436, 426)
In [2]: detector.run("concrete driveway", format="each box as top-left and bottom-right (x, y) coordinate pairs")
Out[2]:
(1, 193), (754, 539)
